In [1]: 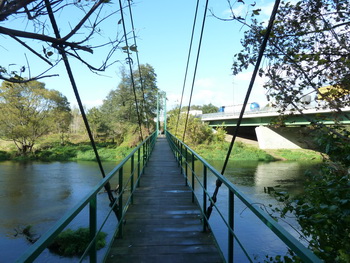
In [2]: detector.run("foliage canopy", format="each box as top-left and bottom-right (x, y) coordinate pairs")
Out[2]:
(0, 80), (71, 154)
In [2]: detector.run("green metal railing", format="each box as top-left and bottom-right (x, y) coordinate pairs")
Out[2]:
(166, 131), (322, 263)
(17, 132), (157, 263)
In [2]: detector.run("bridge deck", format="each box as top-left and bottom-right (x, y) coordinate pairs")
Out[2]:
(105, 136), (223, 263)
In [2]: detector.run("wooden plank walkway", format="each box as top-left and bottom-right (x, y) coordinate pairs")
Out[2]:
(105, 136), (223, 263)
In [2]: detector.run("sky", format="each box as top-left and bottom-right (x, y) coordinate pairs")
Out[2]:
(0, 0), (275, 110)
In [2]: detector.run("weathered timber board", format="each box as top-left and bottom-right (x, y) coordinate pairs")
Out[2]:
(105, 136), (223, 263)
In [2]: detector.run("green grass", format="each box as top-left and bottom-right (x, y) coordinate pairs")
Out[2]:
(48, 227), (107, 257)
(194, 141), (276, 162)
(34, 143), (132, 161)
(267, 149), (323, 162)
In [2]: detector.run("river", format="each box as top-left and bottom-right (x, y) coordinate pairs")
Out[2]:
(0, 160), (315, 262)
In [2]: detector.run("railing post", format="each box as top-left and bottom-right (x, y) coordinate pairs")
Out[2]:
(137, 147), (141, 187)
(228, 191), (234, 263)
(185, 147), (188, 186)
(191, 152), (195, 203)
(89, 195), (97, 263)
(142, 143), (145, 172)
(203, 165), (208, 232)
(131, 155), (134, 204)
(179, 143), (182, 169)
(145, 139), (148, 163)
(118, 167), (123, 238)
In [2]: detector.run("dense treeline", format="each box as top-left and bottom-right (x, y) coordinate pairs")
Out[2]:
(0, 64), (159, 158)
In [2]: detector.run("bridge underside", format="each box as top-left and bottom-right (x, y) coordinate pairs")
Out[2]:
(220, 126), (316, 150)
(205, 111), (349, 149)
(207, 112), (350, 127)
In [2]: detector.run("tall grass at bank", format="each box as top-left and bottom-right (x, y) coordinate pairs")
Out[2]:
(194, 141), (276, 161)
(33, 143), (132, 161)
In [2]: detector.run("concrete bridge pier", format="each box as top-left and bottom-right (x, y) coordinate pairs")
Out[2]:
(255, 126), (315, 149)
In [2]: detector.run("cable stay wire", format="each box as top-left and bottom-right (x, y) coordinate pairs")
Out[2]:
(43, 0), (120, 219)
(175, 0), (201, 137)
(126, 0), (150, 134)
(206, 0), (282, 221)
(118, 0), (144, 142)
(182, 0), (210, 143)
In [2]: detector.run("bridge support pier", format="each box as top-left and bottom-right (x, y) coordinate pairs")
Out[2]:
(255, 126), (315, 149)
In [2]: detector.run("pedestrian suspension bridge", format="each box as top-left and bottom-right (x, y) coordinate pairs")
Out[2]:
(17, 130), (322, 263)
(13, 0), (328, 262)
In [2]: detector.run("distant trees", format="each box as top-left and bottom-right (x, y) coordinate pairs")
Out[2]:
(0, 80), (72, 154)
(87, 64), (159, 144)
(201, 103), (219, 114)
(167, 112), (212, 145)
(175, 103), (219, 114)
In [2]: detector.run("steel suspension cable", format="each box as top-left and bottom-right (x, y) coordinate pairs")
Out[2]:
(118, 0), (144, 141)
(206, 0), (281, 220)
(44, 0), (119, 218)
(126, 0), (150, 134)
(175, 0), (201, 137)
(182, 0), (209, 142)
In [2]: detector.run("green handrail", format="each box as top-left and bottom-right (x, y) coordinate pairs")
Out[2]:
(16, 132), (157, 263)
(166, 131), (322, 263)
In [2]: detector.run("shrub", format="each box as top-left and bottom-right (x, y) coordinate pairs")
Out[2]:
(48, 227), (107, 257)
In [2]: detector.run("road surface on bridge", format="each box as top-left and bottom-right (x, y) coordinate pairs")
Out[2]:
(105, 136), (223, 263)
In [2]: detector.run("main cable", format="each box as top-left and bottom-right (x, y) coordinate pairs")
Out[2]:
(175, 0), (201, 137)
(182, 0), (209, 142)
(118, 0), (144, 141)
(205, 0), (282, 220)
(127, 0), (150, 134)
(44, 0), (119, 218)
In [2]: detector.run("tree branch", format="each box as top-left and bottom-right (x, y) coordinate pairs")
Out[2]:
(0, 26), (93, 53)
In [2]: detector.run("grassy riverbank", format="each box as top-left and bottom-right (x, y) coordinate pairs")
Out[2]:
(0, 143), (133, 162)
(0, 136), (323, 162)
(194, 141), (323, 162)
(0, 134), (134, 161)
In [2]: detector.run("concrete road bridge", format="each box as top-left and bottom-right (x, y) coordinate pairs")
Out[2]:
(201, 106), (350, 149)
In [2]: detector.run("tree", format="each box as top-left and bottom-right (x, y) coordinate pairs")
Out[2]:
(0, 80), (71, 154)
(0, 0), (125, 83)
(167, 107), (213, 145)
(231, 0), (350, 112)
(87, 107), (105, 141)
(226, 1), (350, 261)
(50, 90), (72, 144)
(100, 64), (159, 143)
(202, 103), (219, 114)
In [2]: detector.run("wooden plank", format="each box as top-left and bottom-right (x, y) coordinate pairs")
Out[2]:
(105, 136), (223, 263)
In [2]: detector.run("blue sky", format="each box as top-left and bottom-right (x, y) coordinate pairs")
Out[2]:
(0, 0), (274, 110)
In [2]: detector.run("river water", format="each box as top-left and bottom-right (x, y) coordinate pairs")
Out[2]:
(0, 159), (315, 262)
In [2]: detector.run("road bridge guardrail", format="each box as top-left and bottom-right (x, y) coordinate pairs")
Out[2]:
(17, 132), (157, 263)
(166, 131), (322, 263)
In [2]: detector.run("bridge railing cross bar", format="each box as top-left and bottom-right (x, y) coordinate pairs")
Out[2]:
(166, 131), (322, 263)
